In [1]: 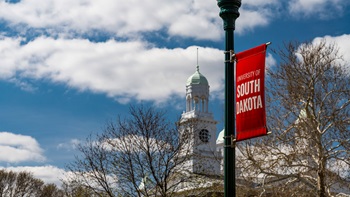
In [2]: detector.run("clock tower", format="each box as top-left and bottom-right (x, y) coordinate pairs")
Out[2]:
(179, 65), (220, 175)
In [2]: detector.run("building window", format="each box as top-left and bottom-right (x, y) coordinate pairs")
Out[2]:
(199, 129), (210, 143)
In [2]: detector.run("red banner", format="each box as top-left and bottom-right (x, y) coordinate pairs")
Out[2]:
(235, 44), (268, 141)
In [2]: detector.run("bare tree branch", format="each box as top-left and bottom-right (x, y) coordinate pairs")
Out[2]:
(237, 40), (350, 197)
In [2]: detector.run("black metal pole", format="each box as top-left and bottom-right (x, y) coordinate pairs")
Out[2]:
(217, 1), (241, 197)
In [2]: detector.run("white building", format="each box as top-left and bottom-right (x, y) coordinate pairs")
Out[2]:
(178, 65), (223, 176)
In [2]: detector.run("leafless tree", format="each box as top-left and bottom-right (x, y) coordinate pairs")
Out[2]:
(0, 169), (64, 197)
(61, 181), (100, 197)
(40, 184), (65, 197)
(236, 40), (350, 197)
(66, 105), (207, 197)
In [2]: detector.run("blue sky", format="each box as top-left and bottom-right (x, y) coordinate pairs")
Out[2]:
(0, 0), (350, 185)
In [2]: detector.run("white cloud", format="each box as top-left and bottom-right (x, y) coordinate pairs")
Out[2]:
(312, 34), (350, 73)
(243, 0), (279, 6)
(236, 0), (279, 34)
(266, 53), (276, 68)
(57, 139), (81, 151)
(1, 165), (66, 186)
(288, 0), (349, 18)
(7, 78), (37, 92)
(327, 159), (350, 179)
(0, 36), (224, 103)
(0, 0), (218, 39)
(236, 8), (270, 34)
(0, 132), (46, 163)
(0, 0), (279, 40)
(101, 135), (171, 153)
(1, 34), (348, 104)
(0, 0), (348, 41)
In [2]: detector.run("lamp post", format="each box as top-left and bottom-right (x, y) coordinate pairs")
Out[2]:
(217, 0), (241, 197)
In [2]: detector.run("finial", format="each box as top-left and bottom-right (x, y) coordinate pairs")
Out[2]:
(197, 48), (199, 65)
(196, 48), (199, 72)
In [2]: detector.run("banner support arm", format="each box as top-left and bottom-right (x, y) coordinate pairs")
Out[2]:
(224, 50), (236, 63)
(223, 135), (236, 148)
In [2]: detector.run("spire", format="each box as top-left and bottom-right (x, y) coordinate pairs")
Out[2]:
(196, 48), (200, 72)
(186, 48), (208, 86)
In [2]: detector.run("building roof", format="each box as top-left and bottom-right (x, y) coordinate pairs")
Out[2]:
(186, 65), (208, 86)
(216, 129), (224, 145)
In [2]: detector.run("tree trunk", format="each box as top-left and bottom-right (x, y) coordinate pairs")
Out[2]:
(317, 156), (327, 197)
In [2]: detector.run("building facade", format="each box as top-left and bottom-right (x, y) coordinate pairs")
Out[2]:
(178, 65), (222, 176)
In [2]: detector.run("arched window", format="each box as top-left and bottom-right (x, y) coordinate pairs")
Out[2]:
(199, 129), (210, 143)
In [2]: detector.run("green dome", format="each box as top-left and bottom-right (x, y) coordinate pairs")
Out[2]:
(186, 66), (208, 86)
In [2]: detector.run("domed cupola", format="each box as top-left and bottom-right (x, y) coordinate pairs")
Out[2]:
(186, 65), (209, 86)
(184, 65), (210, 114)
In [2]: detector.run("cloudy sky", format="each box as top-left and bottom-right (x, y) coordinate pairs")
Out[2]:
(0, 0), (350, 186)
